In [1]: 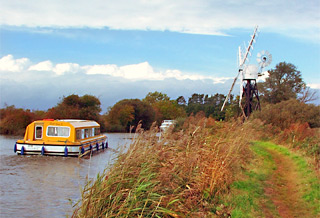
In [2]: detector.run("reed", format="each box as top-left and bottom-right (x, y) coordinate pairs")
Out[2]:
(72, 118), (254, 217)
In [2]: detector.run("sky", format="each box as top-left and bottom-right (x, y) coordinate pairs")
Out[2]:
(0, 0), (319, 112)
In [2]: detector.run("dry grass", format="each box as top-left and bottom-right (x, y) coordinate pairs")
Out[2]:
(72, 117), (256, 217)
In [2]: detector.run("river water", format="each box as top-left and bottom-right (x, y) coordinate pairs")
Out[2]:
(0, 133), (133, 218)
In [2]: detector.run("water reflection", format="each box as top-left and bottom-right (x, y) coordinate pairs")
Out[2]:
(0, 133), (132, 218)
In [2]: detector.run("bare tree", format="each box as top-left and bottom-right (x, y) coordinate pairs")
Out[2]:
(298, 85), (318, 103)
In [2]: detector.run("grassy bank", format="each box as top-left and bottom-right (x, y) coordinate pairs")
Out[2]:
(71, 117), (319, 217)
(221, 141), (320, 217)
(72, 118), (256, 217)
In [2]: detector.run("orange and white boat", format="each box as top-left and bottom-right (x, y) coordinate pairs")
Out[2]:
(14, 119), (108, 157)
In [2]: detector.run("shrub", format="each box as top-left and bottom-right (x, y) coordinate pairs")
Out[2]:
(252, 99), (320, 130)
(0, 105), (45, 135)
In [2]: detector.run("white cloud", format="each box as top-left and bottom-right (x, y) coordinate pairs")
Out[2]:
(84, 64), (118, 76)
(0, 55), (234, 110)
(54, 63), (80, 75)
(0, 0), (319, 41)
(308, 83), (320, 90)
(0, 54), (231, 83)
(0, 55), (30, 72)
(28, 60), (53, 71)
(82, 61), (231, 83)
(119, 62), (159, 80)
(28, 61), (80, 75)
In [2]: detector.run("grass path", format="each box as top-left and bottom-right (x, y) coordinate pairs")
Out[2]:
(223, 141), (319, 218)
(262, 148), (312, 217)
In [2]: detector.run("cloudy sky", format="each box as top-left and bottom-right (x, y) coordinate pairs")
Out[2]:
(0, 0), (319, 112)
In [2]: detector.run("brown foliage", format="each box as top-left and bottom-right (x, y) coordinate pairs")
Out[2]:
(46, 94), (102, 121)
(252, 99), (320, 129)
(72, 118), (255, 217)
(0, 105), (45, 135)
(283, 122), (315, 142)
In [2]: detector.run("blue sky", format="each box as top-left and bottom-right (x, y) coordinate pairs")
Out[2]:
(0, 0), (319, 112)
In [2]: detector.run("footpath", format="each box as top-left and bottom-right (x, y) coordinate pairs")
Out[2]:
(223, 141), (320, 218)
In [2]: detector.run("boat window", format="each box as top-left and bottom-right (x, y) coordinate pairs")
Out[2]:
(76, 129), (82, 140)
(47, 126), (70, 137)
(35, 126), (43, 139)
(94, 128), (100, 136)
(84, 128), (92, 138)
(81, 129), (85, 139)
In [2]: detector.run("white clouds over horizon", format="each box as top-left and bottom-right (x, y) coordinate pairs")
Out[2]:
(1, 54), (319, 110)
(1, 54), (319, 89)
(0, 55), (231, 83)
(0, 55), (31, 72)
(0, 0), (319, 42)
(0, 54), (235, 110)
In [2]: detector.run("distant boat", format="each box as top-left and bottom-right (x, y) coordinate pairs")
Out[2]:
(160, 120), (176, 132)
(14, 119), (107, 157)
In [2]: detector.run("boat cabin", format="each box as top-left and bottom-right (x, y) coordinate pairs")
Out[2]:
(15, 119), (107, 157)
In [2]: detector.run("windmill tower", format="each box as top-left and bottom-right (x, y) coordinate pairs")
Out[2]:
(221, 26), (272, 117)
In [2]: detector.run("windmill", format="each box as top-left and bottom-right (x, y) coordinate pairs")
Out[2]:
(221, 26), (272, 117)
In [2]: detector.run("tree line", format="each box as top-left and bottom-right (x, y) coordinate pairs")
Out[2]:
(0, 62), (319, 135)
(0, 91), (236, 134)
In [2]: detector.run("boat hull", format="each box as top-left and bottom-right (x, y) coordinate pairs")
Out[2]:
(15, 137), (107, 157)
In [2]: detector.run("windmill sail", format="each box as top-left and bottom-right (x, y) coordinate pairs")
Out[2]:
(221, 26), (258, 112)
(221, 70), (241, 111)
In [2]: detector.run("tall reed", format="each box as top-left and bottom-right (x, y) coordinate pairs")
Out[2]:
(72, 117), (254, 217)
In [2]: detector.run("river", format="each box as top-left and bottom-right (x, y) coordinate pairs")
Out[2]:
(0, 133), (133, 218)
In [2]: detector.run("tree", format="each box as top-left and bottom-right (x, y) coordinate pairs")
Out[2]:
(105, 103), (135, 132)
(186, 94), (205, 115)
(0, 105), (39, 135)
(176, 96), (186, 106)
(155, 100), (186, 121)
(46, 94), (102, 121)
(143, 91), (170, 105)
(188, 94), (204, 105)
(143, 92), (186, 124)
(185, 93), (234, 120)
(105, 99), (155, 132)
(298, 85), (318, 103)
(259, 62), (305, 104)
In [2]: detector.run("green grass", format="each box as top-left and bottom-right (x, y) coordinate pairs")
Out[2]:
(258, 141), (320, 214)
(220, 141), (278, 218)
(221, 141), (320, 217)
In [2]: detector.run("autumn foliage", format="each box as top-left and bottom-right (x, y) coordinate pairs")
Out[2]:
(46, 94), (102, 121)
(72, 118), (254, 217)
(0, 105), (45, 135)
(0, 94), (104, 135)
(104, 99), (155, 132)
(251, 99), (320, 164)
(252, 99), (320, 129)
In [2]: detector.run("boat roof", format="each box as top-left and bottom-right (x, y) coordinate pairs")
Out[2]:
(162, 120), (176, 123)
(59, 119), (100, 128)
(34, 119), (100, 128)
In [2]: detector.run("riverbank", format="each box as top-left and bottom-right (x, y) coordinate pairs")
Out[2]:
(71, 118), (257, 217)
(71, 117), (319, 217)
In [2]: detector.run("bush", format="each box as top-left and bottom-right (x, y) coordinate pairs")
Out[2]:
(0, 105), (45, 135)
(252, 101), (320, 165)
(252, 99), (320, 130)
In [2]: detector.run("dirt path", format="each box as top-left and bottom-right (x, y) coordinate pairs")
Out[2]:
(262, 148), (313, 218)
